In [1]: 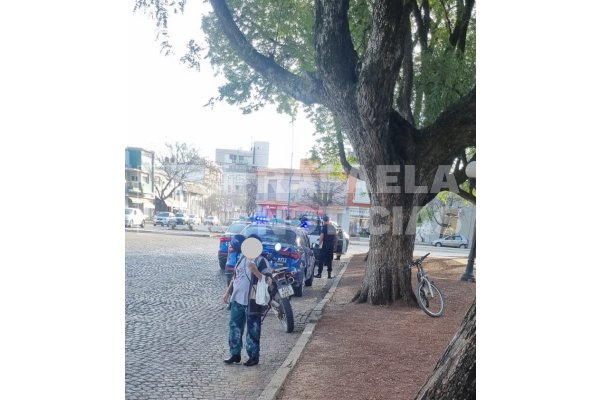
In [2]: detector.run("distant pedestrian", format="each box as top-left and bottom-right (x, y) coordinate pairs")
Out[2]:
(222, 234), (272, 366)
(315, 215), (337, 279)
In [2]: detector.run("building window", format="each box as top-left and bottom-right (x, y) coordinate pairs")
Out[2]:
(268, 179), (277, 201)
(131, 176), (138, 181)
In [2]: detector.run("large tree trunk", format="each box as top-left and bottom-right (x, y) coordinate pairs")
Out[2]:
(415, 299), (476, 400)
(353, 191), (421, 305)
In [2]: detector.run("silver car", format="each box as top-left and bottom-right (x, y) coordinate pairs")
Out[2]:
(431, 234), (468, 248)
(154, 211), (175, 226)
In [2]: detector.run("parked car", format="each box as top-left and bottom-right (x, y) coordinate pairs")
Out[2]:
(175, 212), (190, 225)
(125, 207), (146, 228)
(218, 221), (252, 269)
(241, 223), (316, 297)
(431, 234), (469, 248)
(154, 211), (175, 226)
(205, 215), (220, 226)
(304, 221), (349, 255)
(188, 214), (201, 225)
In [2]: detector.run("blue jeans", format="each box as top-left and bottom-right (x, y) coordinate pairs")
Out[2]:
(228, 301), (262, 359)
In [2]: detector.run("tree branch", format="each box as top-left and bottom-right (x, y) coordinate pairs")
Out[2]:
(208, 0), (324, 105)
(419, 87), (476, 172)
(450, 0), (475, 53)
(357, 0), (412, 139)
(411, 0), (430, 51)
(398, 16), (415, 125)
(314, 0), (359, 92)
(458, 188), (476, 204)
(335, 127), (353, 175)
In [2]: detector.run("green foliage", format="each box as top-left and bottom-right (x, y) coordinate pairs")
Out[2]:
(413, 1), (476, 127)
(304, 105), (358, 175)
(201, 0), (315, 114)
(134, 0), (476, 167)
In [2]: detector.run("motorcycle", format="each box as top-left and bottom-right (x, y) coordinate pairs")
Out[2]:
(261, 243), (295, 333)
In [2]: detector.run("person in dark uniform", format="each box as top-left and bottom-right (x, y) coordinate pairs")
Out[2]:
(315, 215), (337, 279)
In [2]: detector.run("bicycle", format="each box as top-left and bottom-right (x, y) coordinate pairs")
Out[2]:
(405, 252), (445, 317)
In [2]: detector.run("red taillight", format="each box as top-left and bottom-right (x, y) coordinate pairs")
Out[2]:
(279, 248), (301, 260)
(220, 236), (228, 243)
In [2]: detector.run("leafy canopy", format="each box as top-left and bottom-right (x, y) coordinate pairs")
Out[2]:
(134, 0), (475, 167)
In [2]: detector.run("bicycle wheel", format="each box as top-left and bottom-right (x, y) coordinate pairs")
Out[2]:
(416, 279), (444, 317)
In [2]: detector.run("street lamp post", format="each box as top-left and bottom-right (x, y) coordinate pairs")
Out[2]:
(461, 161), (476, 282)
(286, 119), (294, 219)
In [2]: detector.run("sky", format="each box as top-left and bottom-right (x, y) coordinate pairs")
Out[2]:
(127, 3), (316, 169)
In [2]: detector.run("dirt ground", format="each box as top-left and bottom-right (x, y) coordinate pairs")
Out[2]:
(276, 253), (476, 400)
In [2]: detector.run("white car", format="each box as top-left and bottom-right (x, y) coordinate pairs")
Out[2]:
(205, 216), (220, 226)
(125, 208), (146, 228)
(305, 221), (349, 254)
(188, 214), (201, 225)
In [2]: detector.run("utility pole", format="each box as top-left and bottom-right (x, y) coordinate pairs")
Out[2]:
(286, 119), (294, 219)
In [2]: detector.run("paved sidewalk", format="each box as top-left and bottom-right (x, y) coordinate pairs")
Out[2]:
(274, 253), (476, 400)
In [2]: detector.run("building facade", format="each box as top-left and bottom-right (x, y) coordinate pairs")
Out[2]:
(255, 161), (348, 227)
(215, 141), (269, 222)
(125, 147), (156, 218)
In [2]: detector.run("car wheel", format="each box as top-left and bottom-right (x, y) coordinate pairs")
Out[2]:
(460, 244), (467, 249)
(435, 242), (442, 247)
(219, 258), (226, 270)
(293, 283), (304, 297)
(141, 220), (145, 228)
(305, 273), (313, 287)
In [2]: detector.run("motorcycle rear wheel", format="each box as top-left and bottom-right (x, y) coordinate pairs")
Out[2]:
(271, 293), (294, 333)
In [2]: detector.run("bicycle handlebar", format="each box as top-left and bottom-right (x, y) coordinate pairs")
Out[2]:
(407, 252), (430, 268)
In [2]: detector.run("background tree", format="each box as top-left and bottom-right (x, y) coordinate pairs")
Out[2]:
(299, 169), (347, 215)
(154, 142), (204, 211)
(204, 193), (226, 218)
(419, 191), (469, 238)
(245, 177), (257, 215)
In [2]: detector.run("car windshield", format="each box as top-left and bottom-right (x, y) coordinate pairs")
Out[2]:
(125, 209), (133, 214)
(242, 225), (297, 245)
(227, 223), (248, 234)
(158, 212), (169, 217)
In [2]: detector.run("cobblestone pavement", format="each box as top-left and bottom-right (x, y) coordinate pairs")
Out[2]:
(125, 231), (345, 400)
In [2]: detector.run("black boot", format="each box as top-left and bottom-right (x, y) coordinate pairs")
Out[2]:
(244, 358), (259, 366)
(327, 272), (333, 279)
(224, 354), (241, 364)
(314, 270), (322, 278)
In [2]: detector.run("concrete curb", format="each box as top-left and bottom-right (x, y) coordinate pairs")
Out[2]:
(125, 228), (219, 238)
(258, 261), (350, 400)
